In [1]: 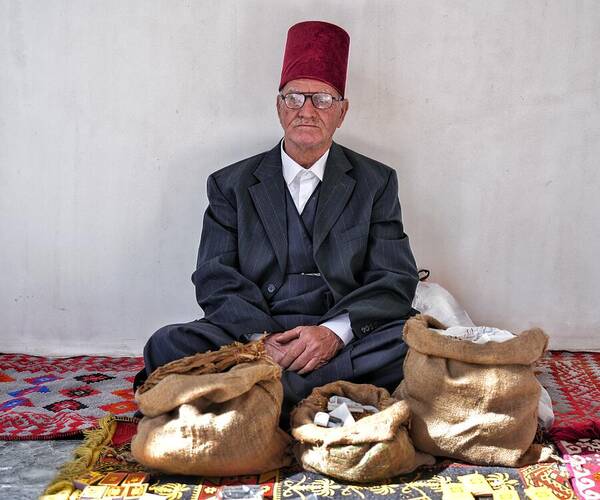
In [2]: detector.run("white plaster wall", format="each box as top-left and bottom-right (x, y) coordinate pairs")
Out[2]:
(1, 1), (598, 355)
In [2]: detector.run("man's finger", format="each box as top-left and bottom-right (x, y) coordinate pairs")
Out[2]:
(263, 339), (285, 364)
(297, 356), (322, 375)
(278, 340), (306, 369)
(275, 327), (302, 344)
(287, 348), (314, 373)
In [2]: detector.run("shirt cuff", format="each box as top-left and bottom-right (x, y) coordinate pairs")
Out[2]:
(320, 313), (353, 346)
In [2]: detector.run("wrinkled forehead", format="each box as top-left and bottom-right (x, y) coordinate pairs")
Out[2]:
(280, 78), (341, 98)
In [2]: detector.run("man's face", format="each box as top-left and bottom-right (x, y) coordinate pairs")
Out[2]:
(277, 78), (349, 154)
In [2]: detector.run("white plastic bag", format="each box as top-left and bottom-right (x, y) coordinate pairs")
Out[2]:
(537, 385), (555, 430)
(412, 281), (475, 327)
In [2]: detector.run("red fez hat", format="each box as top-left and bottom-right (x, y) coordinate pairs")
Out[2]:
(279, 21), (350, 97)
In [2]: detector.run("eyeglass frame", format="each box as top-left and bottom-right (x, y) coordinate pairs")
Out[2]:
(278, 92), (345, 110)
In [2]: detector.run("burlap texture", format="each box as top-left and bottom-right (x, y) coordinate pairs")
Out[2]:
(291, 381), (434, 483)
(136, 340), (267, 395)
(395, 314), (553, 467)
(131, 342), (292, 476)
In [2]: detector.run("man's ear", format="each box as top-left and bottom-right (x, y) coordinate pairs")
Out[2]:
(337, 99), (349, 128)
(276, 94), (285, 127)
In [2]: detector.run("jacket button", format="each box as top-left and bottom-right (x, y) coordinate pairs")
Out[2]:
(267, 283), (276, 293)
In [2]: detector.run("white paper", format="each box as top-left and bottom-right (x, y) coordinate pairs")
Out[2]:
(432, 326), (515, 344)
(329, 402), (355, 426)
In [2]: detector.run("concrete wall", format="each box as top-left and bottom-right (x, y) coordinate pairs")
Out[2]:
(1, 0), (599, 355)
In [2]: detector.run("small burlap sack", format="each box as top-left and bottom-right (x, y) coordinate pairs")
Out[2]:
(291, 381), (435, 483)
(395, 314), (553, 467)
(131, 341), (293, 476)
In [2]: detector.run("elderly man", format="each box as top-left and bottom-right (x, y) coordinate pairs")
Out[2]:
(134, 21), (419, 416)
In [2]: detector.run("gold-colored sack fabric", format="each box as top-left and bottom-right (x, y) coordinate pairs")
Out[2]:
(131, 342), (293, 476)
(136, 340), (267, 395)
(291, 381), (434, 483)
(395, 314), (553, 467)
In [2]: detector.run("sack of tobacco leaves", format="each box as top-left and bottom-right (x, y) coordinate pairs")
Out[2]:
(395, 314), (554, 467)
(131, 341), (293, 476)
(290, 380), (434, 483)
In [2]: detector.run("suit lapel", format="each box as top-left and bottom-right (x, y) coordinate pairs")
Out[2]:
(313, 142), (356, 251)
(249, 143), (288, 274)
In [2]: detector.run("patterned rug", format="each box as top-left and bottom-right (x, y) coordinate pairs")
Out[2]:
(3, 350), (596, 441)
(555, 437), (600, 499)
(536, 351), (600, 439)
(42, 416), (575, 500)
(0, 354), (143, 439)
(2, 350), (598, 441)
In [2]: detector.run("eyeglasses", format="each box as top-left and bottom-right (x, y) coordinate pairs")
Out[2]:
(279, 92), (344, 110)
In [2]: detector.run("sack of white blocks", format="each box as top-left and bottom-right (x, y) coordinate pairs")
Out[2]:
(291, 380), (434, 482)
(395, 314), (554, 467)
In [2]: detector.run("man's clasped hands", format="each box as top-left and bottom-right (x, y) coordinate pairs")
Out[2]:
(264, 325), (343, 375)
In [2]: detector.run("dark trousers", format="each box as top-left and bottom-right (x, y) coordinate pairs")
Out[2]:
(134, 318), (408, 420)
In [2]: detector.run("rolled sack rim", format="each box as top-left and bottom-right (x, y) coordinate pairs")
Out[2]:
(403, 314), (549, 365)
(135, 360), (283, 416)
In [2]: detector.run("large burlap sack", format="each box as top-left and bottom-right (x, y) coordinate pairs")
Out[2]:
(395, 314), (553, 467)
(131, 341), (293, 476)
(291, 381), (435, 483)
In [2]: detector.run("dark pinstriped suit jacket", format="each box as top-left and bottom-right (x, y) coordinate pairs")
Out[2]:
(191, 141), (419, 341)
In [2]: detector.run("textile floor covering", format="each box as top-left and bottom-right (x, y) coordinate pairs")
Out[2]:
(0, 351), (598, 499)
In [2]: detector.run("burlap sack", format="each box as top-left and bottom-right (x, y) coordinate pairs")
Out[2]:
(131, 341), (293, 476)
(395, 314), (553, 467)
(291, 381), (435, 483)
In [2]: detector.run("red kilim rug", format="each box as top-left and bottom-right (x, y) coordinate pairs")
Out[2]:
(0, 354), (143, 440)
(3, 350), (599, 442)
(535, 351), (600, 440)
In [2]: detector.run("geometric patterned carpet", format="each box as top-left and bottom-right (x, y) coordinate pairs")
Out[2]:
(535, 351), (600, 439)
(3, 350), (597, 441)
(0, 354), (143, 440)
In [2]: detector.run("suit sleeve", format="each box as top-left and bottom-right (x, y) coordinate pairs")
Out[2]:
(321, 169), (419, 337)
(191, 175), (283, 340)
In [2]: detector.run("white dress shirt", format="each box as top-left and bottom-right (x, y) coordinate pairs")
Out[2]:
(280, 141), (354, 345)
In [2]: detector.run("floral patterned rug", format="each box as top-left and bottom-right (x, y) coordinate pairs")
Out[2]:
(554, 437), (600, 499)
(41, 416), (575, 500)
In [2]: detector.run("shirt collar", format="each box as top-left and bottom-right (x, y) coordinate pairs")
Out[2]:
(280, 140), (329, 186)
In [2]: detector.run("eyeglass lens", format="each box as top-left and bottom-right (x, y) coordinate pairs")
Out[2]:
(284, 93), (334, 109)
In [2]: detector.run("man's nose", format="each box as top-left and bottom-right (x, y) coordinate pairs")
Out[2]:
(298, 97), (318, 117)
